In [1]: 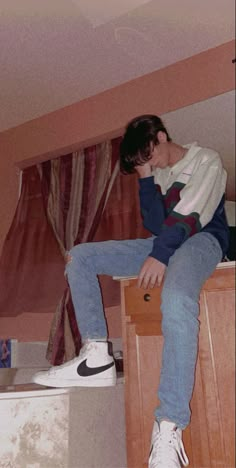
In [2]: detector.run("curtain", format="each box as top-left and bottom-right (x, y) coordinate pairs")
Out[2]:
(0, 136), (149, 365)
(41, 137), (149, 364)
(0, 166), (66, 318)
(39, 139), (121, 364)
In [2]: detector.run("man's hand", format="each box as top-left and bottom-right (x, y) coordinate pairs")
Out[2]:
(137, 257), (166, 289)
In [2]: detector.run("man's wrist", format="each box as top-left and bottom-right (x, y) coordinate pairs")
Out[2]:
(135, 164), (152, 178)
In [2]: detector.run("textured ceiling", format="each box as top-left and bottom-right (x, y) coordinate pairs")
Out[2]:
(0, 0), (235, 132)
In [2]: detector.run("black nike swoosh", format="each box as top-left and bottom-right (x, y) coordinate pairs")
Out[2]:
(77, 359), (115, 377)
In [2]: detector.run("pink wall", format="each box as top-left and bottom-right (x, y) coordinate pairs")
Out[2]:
(0, 305), (121, 342)
(0, 40), (234, 342)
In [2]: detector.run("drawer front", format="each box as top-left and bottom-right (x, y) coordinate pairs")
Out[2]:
(124, 280), (162, 320)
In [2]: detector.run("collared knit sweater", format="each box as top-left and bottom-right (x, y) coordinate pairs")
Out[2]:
(139, 142), (229, 265)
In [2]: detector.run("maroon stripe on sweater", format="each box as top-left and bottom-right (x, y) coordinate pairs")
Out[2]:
(164, 185), (182, 212)
(164, 213), (199, 236)
(156, 184), (162, 194)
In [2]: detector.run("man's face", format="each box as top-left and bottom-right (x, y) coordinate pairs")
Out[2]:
(149, 133), (169, 169)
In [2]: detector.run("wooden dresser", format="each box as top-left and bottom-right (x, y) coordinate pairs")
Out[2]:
(117, 262), (235, 468)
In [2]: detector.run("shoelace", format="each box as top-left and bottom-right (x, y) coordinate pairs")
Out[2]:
(150, 426), (189, 468)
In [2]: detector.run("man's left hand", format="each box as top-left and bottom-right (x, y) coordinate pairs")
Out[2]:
(137, 257), (166, 289)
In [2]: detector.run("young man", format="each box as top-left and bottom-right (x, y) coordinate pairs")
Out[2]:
(33, 115), (229, 467)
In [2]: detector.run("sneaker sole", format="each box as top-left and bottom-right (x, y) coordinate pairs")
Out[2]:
(32, 376), (117, 388)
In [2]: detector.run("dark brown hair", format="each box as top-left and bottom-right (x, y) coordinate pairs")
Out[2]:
(120, 114), (171, 174)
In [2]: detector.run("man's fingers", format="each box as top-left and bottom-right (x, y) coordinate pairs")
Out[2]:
(138, 270), (158, 289)
(138, 257), (166, 289)
(137, 269), (150, 289)
(137, 270), (144, 288)
(157, 271), (164, 287)
(138, 274), (149, 289)
(148, 275), (158, 289)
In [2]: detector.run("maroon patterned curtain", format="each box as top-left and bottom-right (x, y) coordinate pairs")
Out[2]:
(39, 139), (121, 364)
(0, 166), (66, 319)
(0, 136), (149, 365)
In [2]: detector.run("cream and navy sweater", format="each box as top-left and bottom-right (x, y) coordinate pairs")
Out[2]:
(139, 142), (229, 265)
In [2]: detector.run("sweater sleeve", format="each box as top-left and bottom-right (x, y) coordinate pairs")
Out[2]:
(149, 151), (227, 265)
(139, 176), (166, 235)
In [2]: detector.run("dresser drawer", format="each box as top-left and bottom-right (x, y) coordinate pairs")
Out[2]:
(124, 279), (163, 321)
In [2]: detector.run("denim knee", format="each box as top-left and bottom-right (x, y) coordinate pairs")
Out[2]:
(65, 244), (85, 275)
(161, 286), (200, 333)
(65, 242), (98, 278)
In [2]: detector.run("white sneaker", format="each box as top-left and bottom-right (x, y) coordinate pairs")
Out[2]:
(32, 341), (116, 387)
(149, 420), (189, 468)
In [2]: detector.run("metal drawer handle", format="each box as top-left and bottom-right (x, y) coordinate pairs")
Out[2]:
(144, 293), (151, 302)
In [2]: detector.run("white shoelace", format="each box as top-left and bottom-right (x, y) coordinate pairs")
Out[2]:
(149, 422), (189, 468)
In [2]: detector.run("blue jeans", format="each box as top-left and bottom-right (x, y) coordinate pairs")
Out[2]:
(65, 232), (222, 429)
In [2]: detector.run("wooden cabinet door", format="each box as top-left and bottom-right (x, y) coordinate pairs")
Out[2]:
(188, 287), (235, 467)
(120, 280), (165, 468)
(120, 266), (235, 468)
